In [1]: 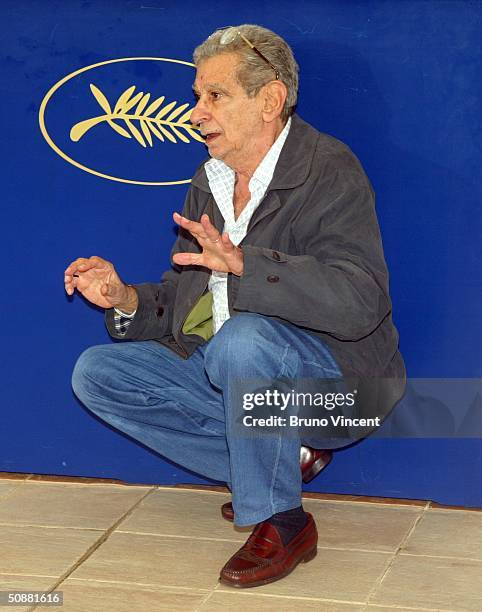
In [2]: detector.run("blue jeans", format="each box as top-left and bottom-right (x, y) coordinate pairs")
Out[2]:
(72, 313), (348, 526)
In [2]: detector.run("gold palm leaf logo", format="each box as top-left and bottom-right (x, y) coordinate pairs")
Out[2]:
(70, 83), (204, 147)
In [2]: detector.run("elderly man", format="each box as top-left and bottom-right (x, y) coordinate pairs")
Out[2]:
(67, 24), (405, 588)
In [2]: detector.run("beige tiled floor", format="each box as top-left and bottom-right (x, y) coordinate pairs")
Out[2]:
(0, 476), (481, 611)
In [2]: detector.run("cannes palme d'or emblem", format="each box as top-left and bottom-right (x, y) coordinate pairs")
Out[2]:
(70, 83), (204, 147)
(39, 57), (201, 185)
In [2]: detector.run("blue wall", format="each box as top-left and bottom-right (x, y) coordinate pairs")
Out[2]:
(2, 1), (481, 505)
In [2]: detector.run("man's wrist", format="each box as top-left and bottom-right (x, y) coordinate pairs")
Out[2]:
(115, 284), (138, 314)
(231, 247), (244, 277)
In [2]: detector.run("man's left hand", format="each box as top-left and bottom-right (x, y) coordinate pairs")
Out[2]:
(172, 212), (244, 276)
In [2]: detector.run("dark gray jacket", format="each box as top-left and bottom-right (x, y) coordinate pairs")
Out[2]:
(106, 114), (405, 415)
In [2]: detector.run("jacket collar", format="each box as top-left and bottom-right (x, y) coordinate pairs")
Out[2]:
(190, 114), (319, 193)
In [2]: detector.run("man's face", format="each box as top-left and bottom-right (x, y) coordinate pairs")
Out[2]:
(190, 52), (265, 168)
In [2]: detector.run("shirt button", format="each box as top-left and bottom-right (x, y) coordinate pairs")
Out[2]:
(267, 275), (279, 283)
(156, 306), (164, 317)
(272, 251), (280, 261)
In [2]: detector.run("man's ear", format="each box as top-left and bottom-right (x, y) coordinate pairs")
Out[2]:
(261, 80), (288, 122)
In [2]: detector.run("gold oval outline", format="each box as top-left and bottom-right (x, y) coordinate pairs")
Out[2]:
(39, 57), (199, 186)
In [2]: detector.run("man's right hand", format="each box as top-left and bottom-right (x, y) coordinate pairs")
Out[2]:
(64, 256), (138, 313)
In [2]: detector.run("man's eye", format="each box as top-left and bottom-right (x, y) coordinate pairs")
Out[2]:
(210, 92), (222, 100)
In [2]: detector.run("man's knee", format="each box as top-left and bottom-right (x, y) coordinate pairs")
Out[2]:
(207, 313), (273, 355)
(204, 313), (294, 381)
(71, 344), (114, 402)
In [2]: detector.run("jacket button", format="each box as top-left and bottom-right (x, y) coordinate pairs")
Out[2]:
(272, 251), (280, 261)
(156, 306), (164, 317)
(267, 275), (279, 283)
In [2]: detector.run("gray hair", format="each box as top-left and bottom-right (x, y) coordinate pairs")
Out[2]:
(193, 24), (299, 123)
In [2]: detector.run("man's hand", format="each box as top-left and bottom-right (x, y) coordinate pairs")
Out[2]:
(64, 256), (138, 313)
(172, 212), (244, 276)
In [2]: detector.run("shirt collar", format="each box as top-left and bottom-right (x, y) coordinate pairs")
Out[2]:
(204, 117), (292, 189)
(192, 114), (319, 193)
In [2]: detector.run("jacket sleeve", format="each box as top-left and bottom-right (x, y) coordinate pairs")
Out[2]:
(105, 187), (199, 341)
(233, 169), (392, 341)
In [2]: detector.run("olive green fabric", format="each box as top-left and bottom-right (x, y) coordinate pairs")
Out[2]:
(181, 291), (214, 340)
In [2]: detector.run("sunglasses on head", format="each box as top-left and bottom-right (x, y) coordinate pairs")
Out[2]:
(215, 26), (280, 80)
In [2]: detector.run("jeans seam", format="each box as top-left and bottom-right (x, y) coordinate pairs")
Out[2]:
(269, 432), (283, 516)
(302, 361), (341, 376)
(276, 343), (295, 379)
(177, 405), (224, 436)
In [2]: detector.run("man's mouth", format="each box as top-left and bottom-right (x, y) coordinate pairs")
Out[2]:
(203, 132), (221, 143)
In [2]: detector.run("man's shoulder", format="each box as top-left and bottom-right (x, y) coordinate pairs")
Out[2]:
(294, 115), (364, 165)
(188, 114), (368, 192)
(271, 114), (367, 190)
(289, 114), (345, 149)
(294, 115), (372, 188)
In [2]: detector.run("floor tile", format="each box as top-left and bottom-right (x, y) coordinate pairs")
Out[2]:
(0, 525), (102, 576)
(370, 554), (482, 610)
(365, 607), (430, 611)
(119, 489), (249, 541)
(174, 484), (230, 494)
(227, 548), (390, 602)
(302, 492), (428, 507)
(29, 474), (140, 485)
(70, 531), (238, 590)
(402, 509), (482, 559)
(0, 574), (59, 612)
(304, 500), (421, 552)
(201, 591), (364, 611)
(0, 482), (22, 500)
(58, 579), (208, 611)
(0, 483), (150, 529)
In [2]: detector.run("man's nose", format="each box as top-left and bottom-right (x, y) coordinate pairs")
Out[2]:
(190, 98), (210, 126)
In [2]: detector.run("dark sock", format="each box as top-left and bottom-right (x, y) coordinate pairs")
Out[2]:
(267, 506), (308, 545)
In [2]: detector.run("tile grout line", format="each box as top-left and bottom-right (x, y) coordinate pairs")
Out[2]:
(305, 498), (427, 510)
(0, 522), (107, 531)
(366, 604), (458, 611)
(3, 480), (155, 489)
(0, 478), (34, 503)
(115, 530), (247, 544)
(60, 577), (213, 592)
(398, 552), (482, 563)
(28, 487), (158, 612)
(195, 588), (218, 610)
(58, 527), (401, 555)
(363, 501), (431, 608)
(213, 589), (367, 605)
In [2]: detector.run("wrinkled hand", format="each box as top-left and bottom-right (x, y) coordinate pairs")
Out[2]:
(172, 212), (244, 276)
(64, 255), (138, 312)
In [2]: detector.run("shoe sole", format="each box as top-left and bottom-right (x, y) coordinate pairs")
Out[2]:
(219, 545), (317, 588)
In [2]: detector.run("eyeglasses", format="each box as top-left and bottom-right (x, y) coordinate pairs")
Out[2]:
(216, 26), (280, 80)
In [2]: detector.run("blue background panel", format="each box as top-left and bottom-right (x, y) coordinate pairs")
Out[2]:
(1, 1), (481, 505)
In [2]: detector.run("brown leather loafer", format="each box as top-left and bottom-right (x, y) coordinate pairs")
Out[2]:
(219, 512), (317, 588)
(300, 447), (333, 483)
(221, 447), (332, 522)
